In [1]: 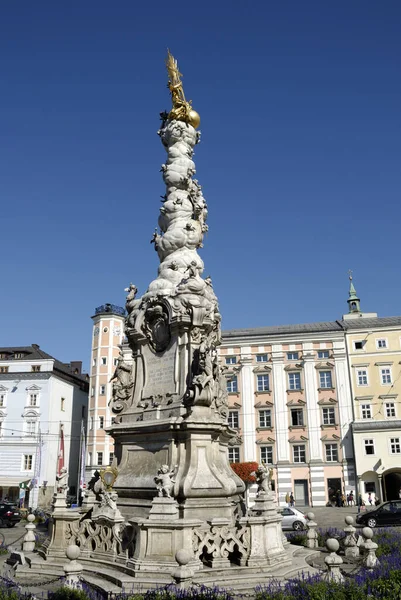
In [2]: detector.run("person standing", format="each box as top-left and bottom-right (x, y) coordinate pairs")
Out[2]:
(368, 492), (373, 506)
(289, 492), (295, 507)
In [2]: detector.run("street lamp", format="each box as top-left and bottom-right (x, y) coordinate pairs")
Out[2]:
(100, 466), (118, 491)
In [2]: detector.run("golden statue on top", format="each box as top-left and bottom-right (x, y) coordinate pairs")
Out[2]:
(166, 50), (200, 129)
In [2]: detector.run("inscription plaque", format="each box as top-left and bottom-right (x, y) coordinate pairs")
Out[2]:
(142, 342), (177, 398)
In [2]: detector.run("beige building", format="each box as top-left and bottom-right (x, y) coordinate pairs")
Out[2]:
(86, 303), (125, 480)
(220, 323), (355, 507)
(344, 279), (401, 503)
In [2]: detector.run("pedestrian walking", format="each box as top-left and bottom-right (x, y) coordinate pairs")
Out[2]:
(289, 492), (295, 507)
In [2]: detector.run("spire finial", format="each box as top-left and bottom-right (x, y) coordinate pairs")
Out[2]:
(347, 271), (361, 314)
(165, 50), (200, 128)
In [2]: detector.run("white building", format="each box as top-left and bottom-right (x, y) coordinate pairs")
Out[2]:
(0, 345), (88, 508)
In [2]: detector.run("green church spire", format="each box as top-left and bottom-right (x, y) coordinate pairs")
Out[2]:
(347, 270), (361, 314)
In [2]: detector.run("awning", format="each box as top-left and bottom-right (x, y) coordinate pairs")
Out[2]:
(0, 477), (25, 488)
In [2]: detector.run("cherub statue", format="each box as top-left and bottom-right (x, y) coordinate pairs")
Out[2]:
(56, 466), (69, 497)
(255, 463), (273, 496)
(154, 464), (177, 498)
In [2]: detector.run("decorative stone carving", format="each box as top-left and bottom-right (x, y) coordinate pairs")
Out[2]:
(344, 516), (359, 558)
(361, 527), (379, 569)
(65, 514), (135, 560)
(306, 512), (318, 549)
(154, 464), (177, 498)
(185, 343), (214, 407)
(142, 302), (171, 352)
(193, 524), (250, 567)
(109, 349), (133, 413)
(254, 463), (273, 496)
(324, 538), (344, 583)
(56, 467), (68, 497)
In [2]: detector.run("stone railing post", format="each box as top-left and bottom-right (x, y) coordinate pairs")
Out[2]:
(361, 527), (379, 570)
(306, 512), (318, 549)
(63, 545), (84, 588)
(323, 538), (344, 583)
(22, 514), (36, 552)
(172, 549), (193, 589)
(344, 516), (359, 558)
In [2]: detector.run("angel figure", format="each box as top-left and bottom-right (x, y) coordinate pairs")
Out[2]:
(154, 464), (177, 498)
(255, 464), (273, 496)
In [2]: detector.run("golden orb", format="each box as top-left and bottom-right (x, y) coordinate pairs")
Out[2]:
(188, 109), (200, 129)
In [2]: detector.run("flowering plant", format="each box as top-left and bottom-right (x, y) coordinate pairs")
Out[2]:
(229, 462), (258, 483)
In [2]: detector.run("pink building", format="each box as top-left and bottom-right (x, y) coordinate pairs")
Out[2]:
(220, 322), (355, 507)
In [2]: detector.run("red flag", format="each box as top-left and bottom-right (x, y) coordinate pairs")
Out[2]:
(57, 424), (64, 475)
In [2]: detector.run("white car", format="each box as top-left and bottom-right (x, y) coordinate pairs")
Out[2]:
(279, 506), (308, 531)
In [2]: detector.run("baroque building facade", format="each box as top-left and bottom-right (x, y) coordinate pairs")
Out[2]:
(343, 281), (401, 504)
(0, 345), (88, 508)
(85, 303), (125, 480)
(220, 322), (355, 507)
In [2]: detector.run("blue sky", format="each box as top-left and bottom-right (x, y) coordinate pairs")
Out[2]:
(1, 1), (400, 369)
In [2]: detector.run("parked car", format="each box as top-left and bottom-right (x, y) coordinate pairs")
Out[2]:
(0, 503), (21, 528)
(279, 506), (308, 531)
(356, 500), (401, 528)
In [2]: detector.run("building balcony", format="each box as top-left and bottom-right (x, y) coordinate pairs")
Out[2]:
(94, 304), (125, 317)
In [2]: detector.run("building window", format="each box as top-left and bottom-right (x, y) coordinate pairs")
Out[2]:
(103, 327), (108, 333)
(228, 410), (239, 429)
(319, 371), (333, 389)
(293, 445), (306, 463)
(109, 452), (114, 465)
(101, 357), (107, 365)
(26, 420), (36, 436)
(291, 408), (304, 427)
(227, 376), (238, 393)
(256, 354), (268, 363)
(0, 394), (5, 407)
(376, 339), (387, 349)
(325, 443), (338, 462)
(317, 350), (330, 359)
(90, 417), (94, 430)
(88, 452), (92, 466)
(61, 398), (65, 411)
(92, 358), (97, 367)
(99, 416), (104, 429)
(99, 385), (106, 395)
(385, 403), (396, 418)
(82, 406), (86, 418)
(364, 439), (375, 455)
(114, 357), (118, 366)
(31, 365), (41, 372)
(0, 367), (9, 373)
(259, 410), (272, 428)
(354, 341), (364, 351)
(361, 404), (372, 419)
(288, 372), (301, 390)
(91, 387), (95, 397)
(390, 438), (401, 454)
(23, 454), (33, 470)
(322, 407), (335, 425)
(97, 452), (103, 466)
(380, 368), (392, 385)
(260, 446), (273, 464)
(257, 374), (269, 392)
(225, 356), (237, 365)
(29, 394), (38, 406)
(14, 353), (24, 359)
(228, 447), (240, 463)
(287, 352), (299, 361)
(357, 370), (368, 386)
